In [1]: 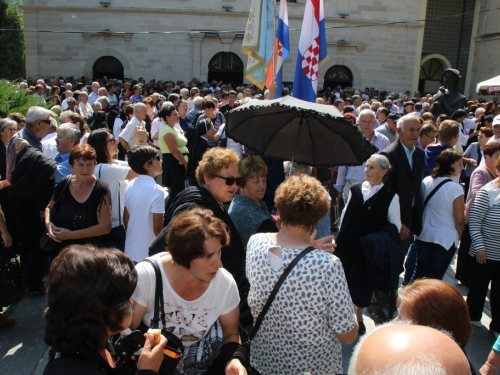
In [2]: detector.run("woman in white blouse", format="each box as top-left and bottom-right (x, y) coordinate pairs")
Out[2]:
(411, 149), (465, 282)
(336, 154), (401, 335)
(467, 156), (500, 334)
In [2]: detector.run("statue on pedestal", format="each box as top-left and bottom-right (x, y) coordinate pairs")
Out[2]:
(430, 68), (467, 120)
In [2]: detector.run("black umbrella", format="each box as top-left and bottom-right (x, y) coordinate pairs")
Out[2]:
(225, 96), (378, 167)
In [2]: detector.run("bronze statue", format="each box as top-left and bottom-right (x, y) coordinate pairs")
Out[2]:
(430, 68), (467, 120)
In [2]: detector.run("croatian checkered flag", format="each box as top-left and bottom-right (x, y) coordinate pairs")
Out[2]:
(292, 0), (328, 102)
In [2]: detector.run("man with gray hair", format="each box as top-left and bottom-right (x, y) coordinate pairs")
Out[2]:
(187, 87), (200, 112)
(119, 102), (148, 151)
(186, 96), (203, 126)
(88, 81), (100, 105)
(335, 109), (390, 201)
(2, 106), (57, 295)
(348, 322), (471, 375)
(54, 124), (81, 182)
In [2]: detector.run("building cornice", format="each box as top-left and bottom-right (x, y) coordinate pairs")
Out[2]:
(21, 5), (424, 30)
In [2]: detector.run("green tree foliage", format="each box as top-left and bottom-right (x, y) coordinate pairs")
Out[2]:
(0, 0), (25, 79)
(0, 80), (50, 117)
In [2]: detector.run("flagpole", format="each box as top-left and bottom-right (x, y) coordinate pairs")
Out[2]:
(273, 0), (278, 79)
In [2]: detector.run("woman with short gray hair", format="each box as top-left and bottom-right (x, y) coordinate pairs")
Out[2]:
(335, 153), (402, 335)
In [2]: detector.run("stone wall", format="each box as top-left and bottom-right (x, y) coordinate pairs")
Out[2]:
(468, 0), (500, 98)
(23, 0), (427, 93)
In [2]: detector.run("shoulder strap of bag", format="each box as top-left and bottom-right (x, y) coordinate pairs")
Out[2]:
(249, 245), (315, 340)
(53, 176), (70, 206)
(143, 258), (166, 329)
(424, 179), (452, 207)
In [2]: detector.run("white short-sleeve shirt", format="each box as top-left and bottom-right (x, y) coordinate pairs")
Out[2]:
(418, 176), (464, 249)
(95, 162), (130, 228)
(124, 175), (165, 262)
(132, 254), (239, 349)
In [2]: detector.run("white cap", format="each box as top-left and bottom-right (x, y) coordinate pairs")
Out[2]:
(493, 114), (500, 127)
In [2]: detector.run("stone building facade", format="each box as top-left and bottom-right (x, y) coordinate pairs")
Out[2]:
(22, 0), (499, 97)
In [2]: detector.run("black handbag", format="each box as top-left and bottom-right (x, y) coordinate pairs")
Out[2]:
(114, 258), (183, 375)
(40, 177), (70, 252)
(218, 127), (227, 148)
(242, 246), (315, 354)
(0, 246), (28, 307)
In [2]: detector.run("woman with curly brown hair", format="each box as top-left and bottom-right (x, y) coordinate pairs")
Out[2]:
(43, 245), (167, 374)
(246, 175), (358, 375)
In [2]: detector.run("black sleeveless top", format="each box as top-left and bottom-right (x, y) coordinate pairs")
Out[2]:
(335, 183), (396, 263)
(50, 176), (111, 248)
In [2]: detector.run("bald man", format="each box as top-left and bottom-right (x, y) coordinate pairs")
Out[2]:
(348, 323), (471, 375)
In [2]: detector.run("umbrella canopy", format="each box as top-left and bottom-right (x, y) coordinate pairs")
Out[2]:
(476, 75), (500, 95)
(225, 96), (378, 167)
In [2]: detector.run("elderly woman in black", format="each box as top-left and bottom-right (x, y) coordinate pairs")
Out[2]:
(43, 245), (167, 374)
(335, 154), (401, 335)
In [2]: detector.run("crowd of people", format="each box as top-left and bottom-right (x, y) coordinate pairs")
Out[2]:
(0, 73), (500, 374)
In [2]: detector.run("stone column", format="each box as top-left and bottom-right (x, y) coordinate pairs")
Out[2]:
(190, 32), (204, 79)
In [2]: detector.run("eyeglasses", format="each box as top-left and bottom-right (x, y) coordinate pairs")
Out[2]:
(106, 137), (117, 144)
(147, 155), (161, 164)
(39, 119), (51, 125)
(214, 174), (244, 187)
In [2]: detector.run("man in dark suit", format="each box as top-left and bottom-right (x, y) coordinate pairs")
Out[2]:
(381, 115), (424, 242)
(372, 115), (424, 320)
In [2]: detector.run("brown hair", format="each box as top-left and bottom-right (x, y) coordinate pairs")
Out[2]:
(142, 96), (155, 108)
(275, 175), (330, 231)
(480, 126), (494, 138)
(195, 148), (241, 186)
(484, 142), (500, 158)
(69, 144), (97, 165)
(438, 120), (459, 142)
(44, 245), (137, 353)
(431, 148), (462, 178)
(167, 208), (230, 269)
(240, 155), (267, 186)
(398, 279), (472, 350)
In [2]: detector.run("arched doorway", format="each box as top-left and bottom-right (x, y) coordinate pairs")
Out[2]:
(93, 56), (124, 80)
(323, 65), (353, 90)
(207, 52), (244, 86)
(419, 58), (446, 94)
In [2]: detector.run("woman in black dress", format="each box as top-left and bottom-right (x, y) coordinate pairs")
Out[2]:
(335, 154), (401, 335)
(186, 118), (215, 186)
(44, 144), (112, 252)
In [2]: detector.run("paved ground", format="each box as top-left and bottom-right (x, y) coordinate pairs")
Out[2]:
(0, 255), (496, 375)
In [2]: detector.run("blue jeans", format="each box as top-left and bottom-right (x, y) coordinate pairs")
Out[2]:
(411, 240), (456, 282)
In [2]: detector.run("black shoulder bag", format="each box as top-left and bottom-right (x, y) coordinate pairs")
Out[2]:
(242, 246), (316, 352)
(114, 258), (184, 375)
(40, 176), (70, 253)
(424, 179), (452, 207)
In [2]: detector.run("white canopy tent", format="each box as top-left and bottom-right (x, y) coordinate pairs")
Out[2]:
(476, 75), (500, 95)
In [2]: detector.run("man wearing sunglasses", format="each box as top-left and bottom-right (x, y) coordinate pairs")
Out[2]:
(2, 106), (58, 295)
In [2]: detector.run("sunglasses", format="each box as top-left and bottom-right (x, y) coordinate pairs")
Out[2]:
(214, 174), (244, 187)
(147, 155), (161, 164)
(39, 119), (52, 125)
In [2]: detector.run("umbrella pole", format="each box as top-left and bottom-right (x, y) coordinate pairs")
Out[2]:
(289, 114), (304, 178)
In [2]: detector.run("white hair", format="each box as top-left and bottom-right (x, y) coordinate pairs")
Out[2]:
(0, 118), (17, 133)
(369, 154), (391, 171)
(25, 106), (56, 127)
(92, 101), (102, 110)
(58, 123), (81, 142)
(193, 96), (204, 108)
(59, 110), (73, 123)
(348, 321), (454, 375)
(19, 82), (28, 90)
(98, 87), (107, 95)
(161, 101), (174, 109)
(96, 96), (109, 105)
(133, 102), (147, 113)
(475, 108), (485, 117)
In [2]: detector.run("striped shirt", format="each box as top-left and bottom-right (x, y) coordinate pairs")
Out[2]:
(469, 180), (500, 260)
